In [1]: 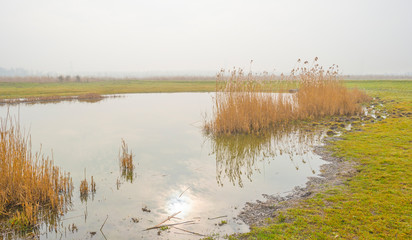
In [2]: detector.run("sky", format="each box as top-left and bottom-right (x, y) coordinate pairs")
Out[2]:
(1, 0), (411, 76)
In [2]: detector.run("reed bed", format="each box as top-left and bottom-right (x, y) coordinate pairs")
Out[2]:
(204, 58), (370, 135)
(0, 116), (73, 228)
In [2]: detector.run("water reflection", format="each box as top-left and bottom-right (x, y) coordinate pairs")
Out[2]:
(0, 93), (328, 239)
(166, 195), (192, 217)
(207, 126), (324, 187)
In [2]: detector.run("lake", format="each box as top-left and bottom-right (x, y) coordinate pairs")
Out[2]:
(1, 93), (327, 239)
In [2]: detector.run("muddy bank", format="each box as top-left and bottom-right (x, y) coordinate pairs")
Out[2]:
(0, 93), (119, 105)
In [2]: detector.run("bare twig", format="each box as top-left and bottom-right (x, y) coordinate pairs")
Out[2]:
(100, 215), (109, 231)
(151, 211), (181, 229)
(173, 226), (205, 237)
(207, 215), (227, 220)
(144, 220), (195, 231)
(179, 187), (190, 198)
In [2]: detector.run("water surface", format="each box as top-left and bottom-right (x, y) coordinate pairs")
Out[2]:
(1, 93), (326, 239)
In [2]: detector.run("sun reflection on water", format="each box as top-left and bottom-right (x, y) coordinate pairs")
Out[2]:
(166, 194), (193, 217)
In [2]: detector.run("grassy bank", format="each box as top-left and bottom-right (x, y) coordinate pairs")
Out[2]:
(0, 80), (216, 99)
(0, 79), (410, 100)
(231, 82), (411, 239)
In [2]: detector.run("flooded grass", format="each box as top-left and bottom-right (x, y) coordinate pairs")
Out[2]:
(0, 116), (73, 232)
(205, 59), (370, 135)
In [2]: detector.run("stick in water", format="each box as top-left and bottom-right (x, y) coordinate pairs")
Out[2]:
(152, 211), (181, 229)
(207, 215), (227, 220)
(173, 226), (205, 237)
(179, 187), (191, 198)
(144, 220), (195, 231)
(100, 215), (109, 231)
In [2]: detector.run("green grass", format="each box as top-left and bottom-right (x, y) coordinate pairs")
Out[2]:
(230, 81), (412, 239)
(0, 80), (216, 99)
(345, 80), (412, 102)
(1, 79), (411, 101)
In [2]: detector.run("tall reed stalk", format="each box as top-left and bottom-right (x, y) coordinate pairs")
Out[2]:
(119, 139), (134, 182)
(0, 116), (73, 229)
(204, 58), (370, 135)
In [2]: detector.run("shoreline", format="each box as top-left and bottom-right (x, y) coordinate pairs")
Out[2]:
(0, 93), (113, 105)
(237, 136), (358, 227)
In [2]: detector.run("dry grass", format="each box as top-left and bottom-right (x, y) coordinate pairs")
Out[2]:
(0, 116), (73, 229)
(295, 59), (370, 118)
(204, 58), (370, 135)
(119, 139), (134, 182)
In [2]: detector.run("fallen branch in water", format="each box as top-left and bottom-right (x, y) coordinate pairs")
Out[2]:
(173, 226), (205, 237)
(207, 215), (227, 220)
(100, 215), (109, 231)
(144, 220), (195, 231)
(147, 211), (181, 230)
(179, 187), (191, 198)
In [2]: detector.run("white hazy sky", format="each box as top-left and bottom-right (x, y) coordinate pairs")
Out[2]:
(1, 0), (411, 75)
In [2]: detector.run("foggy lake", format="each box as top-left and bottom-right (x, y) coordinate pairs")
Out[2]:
(1, 93), (327, 239)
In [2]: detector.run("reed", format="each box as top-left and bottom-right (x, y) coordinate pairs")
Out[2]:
(79, 169), (89, 201)
(204, 58), (370, 135)
(119, 139), (134, 182)
(0, 116), (73, 229)
(90, 176), (96, 193)
(79, 169), (96, 202)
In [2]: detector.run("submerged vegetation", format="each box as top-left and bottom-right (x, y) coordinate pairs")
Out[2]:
(205, 58), (370, 135)
(0, 116), (73, 231)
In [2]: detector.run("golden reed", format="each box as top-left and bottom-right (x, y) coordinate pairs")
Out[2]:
(204, 58), (370, 135)
(119, 139), (134, 181)
(0, 116), (73, 228)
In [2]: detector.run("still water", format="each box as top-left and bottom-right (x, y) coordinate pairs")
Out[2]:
(1, 93), (326, 239)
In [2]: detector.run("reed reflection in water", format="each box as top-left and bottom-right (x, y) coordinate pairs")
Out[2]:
(207, 126), (324, 187)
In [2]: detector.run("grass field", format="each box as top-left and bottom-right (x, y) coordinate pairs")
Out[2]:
(0, 79), (411, 101)
(0, 80), (216, 99)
